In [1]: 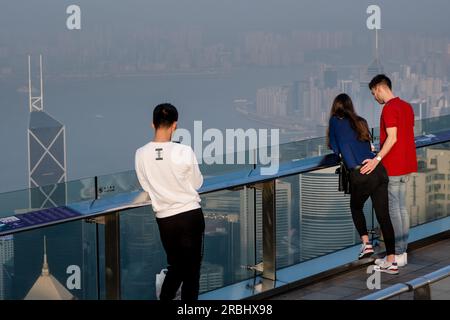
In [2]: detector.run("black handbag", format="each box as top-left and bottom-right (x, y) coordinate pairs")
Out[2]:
(335, 160), (351, 194)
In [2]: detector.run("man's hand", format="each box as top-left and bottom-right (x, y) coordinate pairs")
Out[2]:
(360, 158), (379, 174)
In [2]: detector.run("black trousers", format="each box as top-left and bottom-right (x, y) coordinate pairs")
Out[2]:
(349, 164), (396, 256)
(156, 207), (205, 301)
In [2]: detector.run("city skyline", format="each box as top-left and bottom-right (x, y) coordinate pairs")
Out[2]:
(1, 2), (450, 193)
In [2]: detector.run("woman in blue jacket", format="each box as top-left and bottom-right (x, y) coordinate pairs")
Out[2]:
(328, 93), (398, 274)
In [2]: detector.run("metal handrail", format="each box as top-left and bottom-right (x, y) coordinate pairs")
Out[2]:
(359, 265), (450, 300)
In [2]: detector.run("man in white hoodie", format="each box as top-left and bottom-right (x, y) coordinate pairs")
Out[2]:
(135, 103), (204, 301)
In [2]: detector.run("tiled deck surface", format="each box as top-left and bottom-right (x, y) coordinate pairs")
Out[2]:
(269, 237), (450, 300)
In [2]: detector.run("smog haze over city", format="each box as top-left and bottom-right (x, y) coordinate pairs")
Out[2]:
(1, 0), (450, 192)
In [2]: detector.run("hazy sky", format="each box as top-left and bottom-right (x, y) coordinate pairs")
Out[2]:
(1, 0), (450, 36)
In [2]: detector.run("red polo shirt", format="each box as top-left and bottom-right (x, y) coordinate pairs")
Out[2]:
(380, 97), (418, 176)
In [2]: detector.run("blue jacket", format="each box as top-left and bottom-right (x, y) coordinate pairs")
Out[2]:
(328, 116), (374, 169)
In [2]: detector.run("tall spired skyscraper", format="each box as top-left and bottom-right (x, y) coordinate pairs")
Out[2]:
(27, 55), (67, 209)
(24, 237), (75, 300)
(11, 56), (95, 300)
(367, 29), (383, 79)
(360, 29), (384, 128)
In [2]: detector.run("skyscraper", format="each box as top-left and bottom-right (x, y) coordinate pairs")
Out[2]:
(256, 86), (290, 117)
(0, 235), (14, 300)
(359, 30), (384, 128)
(408, 148), (450, 224)
(411, 99), (427, 136)
(298, 80), (312, 119)
(27, 55), (67, 209)
(340, 80), (354, 97)
(239, 188), (256, 275)
(324, 68), (338, 89)
(13, 56), (91, 300)
(199, 262), (224, 292)
(299, 167), (358, 261)
(201, 190), (242, 284)
(411, 99), (427, 121)
(120, 208), (163, 300)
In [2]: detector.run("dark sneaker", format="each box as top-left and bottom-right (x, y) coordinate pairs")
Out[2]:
(359, 243), (374, 259)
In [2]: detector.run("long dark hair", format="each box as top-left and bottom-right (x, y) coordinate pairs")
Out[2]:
(328, 93), (371, 142)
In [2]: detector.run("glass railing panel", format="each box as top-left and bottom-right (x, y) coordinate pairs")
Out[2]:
(372, 115), (450, 146)
(271, 115), (450, 163)
(201, 187), (257, 291)
(0, 177), (95, 219)
(277, 136), (330, 163)
(0, 188), (31, 219)
(243, 136), (331, 169)
(119, 205), (163, 300)
(0, 220), (98, 300)
(200, 134), (331, 175)
(119, 186), (257, 299)
(66, 177), (96, 203)
(409, 141), (450, 228)
(201, 149), (256, 177)
(272, 166), (371, 269)
(296, 167), (364, 264)
(96, 170), (140, 199)
(251, 167), (379, 270)
(416, 114), (450, 136)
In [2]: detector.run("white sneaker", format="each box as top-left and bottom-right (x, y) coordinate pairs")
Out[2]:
(395, 254), (406, 267)
(374, 256), (386, 266)
(376, 254), (407, 267)
(374, 261), (399, 275)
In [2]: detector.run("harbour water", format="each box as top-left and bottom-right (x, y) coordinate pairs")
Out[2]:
(0, 65), (311, 193)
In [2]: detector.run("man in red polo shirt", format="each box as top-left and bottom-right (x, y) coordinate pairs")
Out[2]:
(360, 74), (417, 268)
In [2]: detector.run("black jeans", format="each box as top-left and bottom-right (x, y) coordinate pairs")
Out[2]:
(349, 164), (396, 256)
(156, 207), (205, 301)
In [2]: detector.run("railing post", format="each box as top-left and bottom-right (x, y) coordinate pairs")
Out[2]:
(262, 180), (276, 281)
(94, 176), (99, 200)
(105, 211), (121, 300)
(414, 284), (431, 300)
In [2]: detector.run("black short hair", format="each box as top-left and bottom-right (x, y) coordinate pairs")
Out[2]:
(369, 74), (392, 90)
(153, 103), (178, 129)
